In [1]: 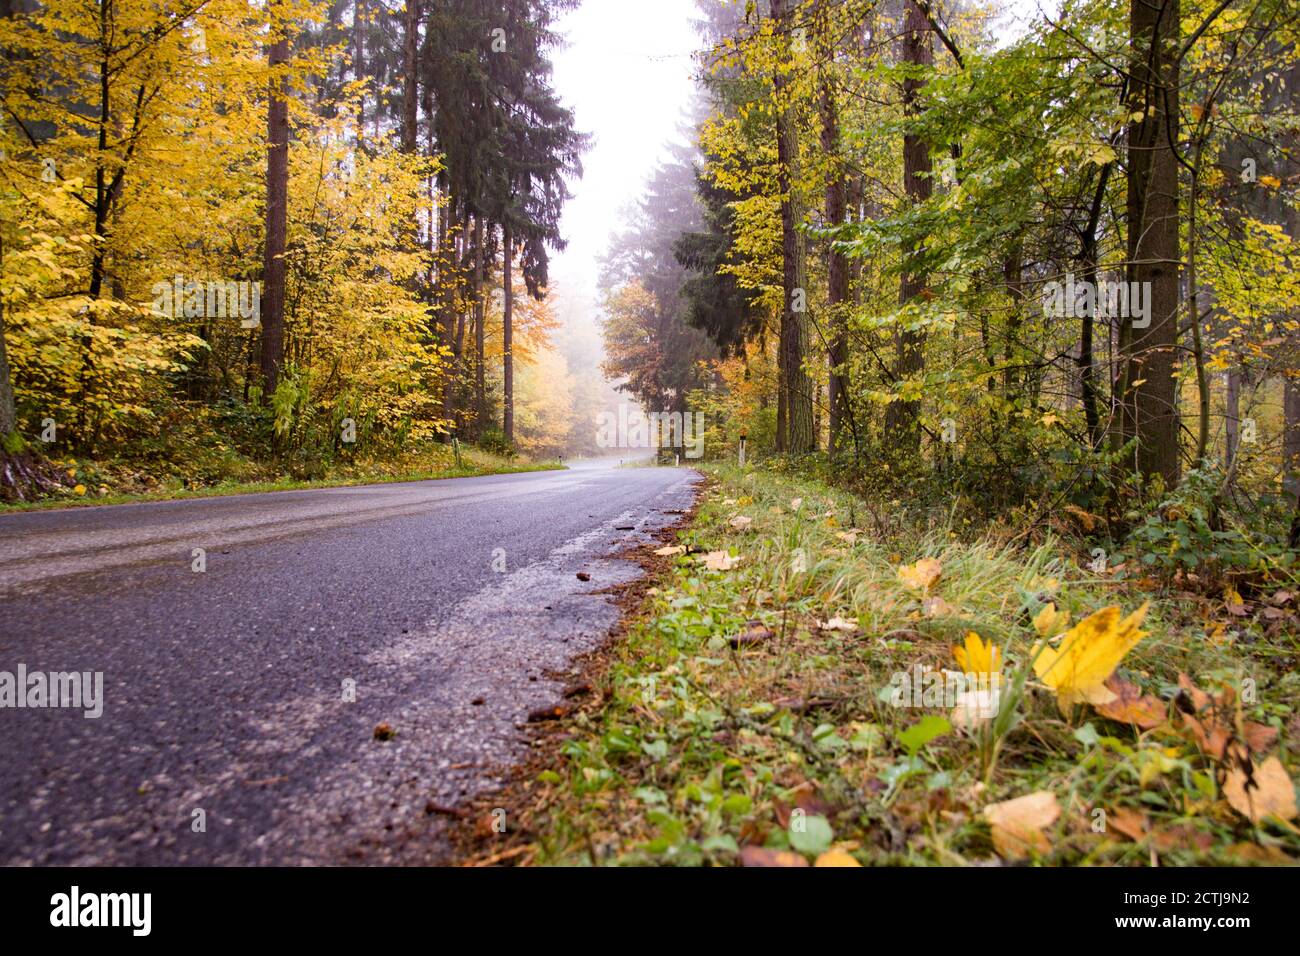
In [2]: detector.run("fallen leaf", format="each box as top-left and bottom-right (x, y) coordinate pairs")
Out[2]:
(739, 846), (808, 867)
(1176, 674), (1277, 758)
(1227, 842), (1291, 863)
(1224, 755), (1298, 824)
(922, 596), (954, 617)
(1094, 675), (1165, 729)
(1033, 602), (1070, 640)
(73, 484), (87, 496)
(898, 557), (942, 591)
(790, 497), (803, 511)
(1032, 603), (1149, 710)
(814, 848), (861, 867)
(1177, 672), (1214, 712)
(984, 791), (1060, 858)
(373, 722), (396, 741)
(703, 550), (743, 571)
(952, 632), (1001, 680)
(1244, 722), (1279, 753)
(729, 515), (753, 531)
(1149, 822), (1215, 853)
(653, 545), (685, 556)
(818, 616), (858, 632)
(1108, 806), (1149, 842)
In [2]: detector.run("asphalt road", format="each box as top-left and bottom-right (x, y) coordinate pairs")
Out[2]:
(0, 460), (699, 865)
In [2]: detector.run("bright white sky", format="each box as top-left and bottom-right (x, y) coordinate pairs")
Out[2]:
(547, 0), (1058, 337)
(549, 0), (701, 302)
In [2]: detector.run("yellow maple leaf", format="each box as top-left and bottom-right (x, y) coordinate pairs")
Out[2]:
(1259, 174), (1281, 189)
(1032, 603), (1149, 710)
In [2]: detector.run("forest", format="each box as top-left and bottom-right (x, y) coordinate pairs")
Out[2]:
(1, 0), (605, 502)
(600, 0), (1300, 556)
(1, 0), (1299, 868)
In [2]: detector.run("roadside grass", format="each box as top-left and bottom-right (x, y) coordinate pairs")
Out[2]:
(0, 445), (561, 513)
(512, 462), (1300, 866)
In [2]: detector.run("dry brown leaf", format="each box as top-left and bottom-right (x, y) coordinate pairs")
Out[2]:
(1108, 806), (1149, 842)
(983, 790), (1060, 859)
(1176, 674), (1277, 759)
(729, 515), (753, 531)
(702, 550), (743, 571)
(653, 544), (685, 556)
(1094, 675), (1166, 729)
(1149, 822), (1215, 853)
(922, 596), (955, 618)
(1224, 755), (1298, 825)
(1227, 842), (1291, 864)
(739, 846), (809, 867)
(1244, 722), (1279, 754)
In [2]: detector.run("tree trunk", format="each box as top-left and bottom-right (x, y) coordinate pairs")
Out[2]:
(400, 0), (419, 153)
(1121, 0), (1181, 484)
(473, 215), (486, 435)
(260, 27), (290, 394)
(1224, 366), (1240, 470)
(503, 221), (514, 444)
(1076, 154), (1113, 448)
(771, 0), (813, 454)
(353, 0), (365, 137)
(1003, 244), (1023, 399)
(1280, 54), (1300, 525)
(0, 239), (14, 440)
(1284, 377), (1300, 501)
(884, 0), (933, 454)
(819, 22), (850, 457)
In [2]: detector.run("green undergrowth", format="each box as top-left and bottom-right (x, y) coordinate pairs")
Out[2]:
(522, 462), (1300, 866)
(0, 443), (560, 512)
